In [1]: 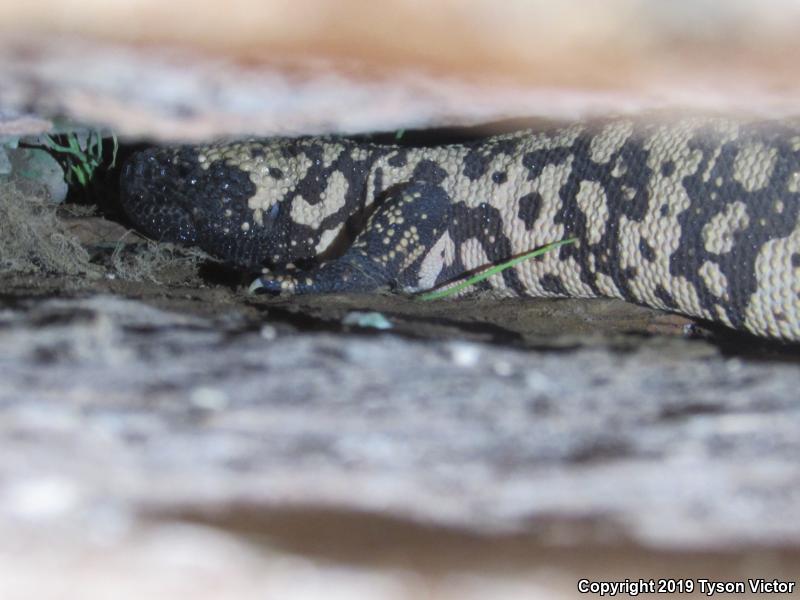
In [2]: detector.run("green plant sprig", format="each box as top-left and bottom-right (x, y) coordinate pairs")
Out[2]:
(40, 131), (118, 187)
(417, 237), (578, 301)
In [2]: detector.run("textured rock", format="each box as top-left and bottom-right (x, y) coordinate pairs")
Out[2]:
(0, 287), (799, 597)
(3, 1), (800, 139)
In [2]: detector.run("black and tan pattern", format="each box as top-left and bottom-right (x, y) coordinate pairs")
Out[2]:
(121, 118), (800, 340)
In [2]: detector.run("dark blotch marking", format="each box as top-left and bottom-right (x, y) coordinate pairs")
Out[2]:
(671, 122), (800, 330)
(250, 147), (266, 159)
(388, 150), (408, 167)
(463, 138), (521, 181)
(792, 253), (800, 268)
(548, 127), (654, 302)
(462, 152), (486, 180)
(517, 192), (542, 230)
(660, 204), (670, 217)
(442, 201), (527, 295)
(371, 167), (385, 201)
(412, 160), (448, 185)
(654, 285), (678, 309)
(268, 167), (284, 179)
(522, 146), (572, 181)
(638, 237), (656, 262)
(492, 171), (508, 184)
(661, 160), (676, 177)
(539, 274), (569, 296)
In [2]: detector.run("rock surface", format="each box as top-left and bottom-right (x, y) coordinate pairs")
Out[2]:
(3, 1), (800, 139)
(1, 272), (799, 598)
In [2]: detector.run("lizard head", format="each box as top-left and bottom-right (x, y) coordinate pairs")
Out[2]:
(120, 140), (315, 269)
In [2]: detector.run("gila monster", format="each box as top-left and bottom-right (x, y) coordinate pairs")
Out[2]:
(120, 118), (800, 341)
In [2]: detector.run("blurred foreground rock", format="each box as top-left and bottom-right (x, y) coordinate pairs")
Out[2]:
(1, 289), (799, 598)
(3, 1), (800, 139)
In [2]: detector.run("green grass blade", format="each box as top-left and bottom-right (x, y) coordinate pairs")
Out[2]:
(109, 134), (119, 169)
(417, 237), (577, 301)
(44, 133), (88, 161)
(69, 164), (88, 187)
(41, 135), (75, 155)
(67, 134), (84, 157)
(39, 130), (118, 188)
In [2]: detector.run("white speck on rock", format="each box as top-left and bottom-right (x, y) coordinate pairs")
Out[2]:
(2, 477), (81, 521)
(260, 324), (277, 340)
(189, 386), (229, 411)
(524, 370), (554, 394)
(449, 342), (481, 368)
(492, 360), (513, 377)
